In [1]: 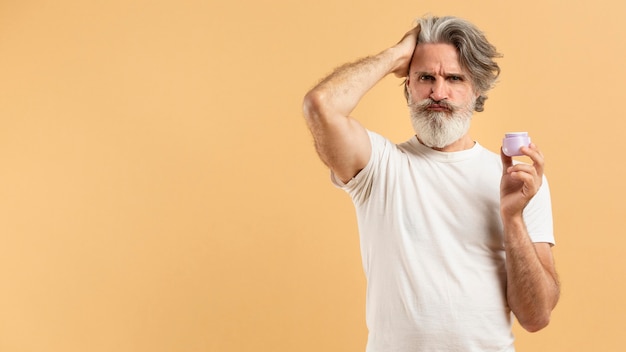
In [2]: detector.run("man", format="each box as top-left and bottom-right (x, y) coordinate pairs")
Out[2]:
(302, 15), (560, 351)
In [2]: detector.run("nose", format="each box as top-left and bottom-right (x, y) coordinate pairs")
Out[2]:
(430, 80), (448, 101)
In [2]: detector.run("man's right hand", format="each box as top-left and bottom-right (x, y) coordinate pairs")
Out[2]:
(391, 24), (420, 78)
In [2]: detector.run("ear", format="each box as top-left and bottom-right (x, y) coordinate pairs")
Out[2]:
(404, 78), (410, 102)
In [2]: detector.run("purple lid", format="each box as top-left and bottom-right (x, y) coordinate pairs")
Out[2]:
(504, 132), (528, 138)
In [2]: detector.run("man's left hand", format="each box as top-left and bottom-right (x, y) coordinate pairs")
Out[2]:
(500, 143), (545, 218)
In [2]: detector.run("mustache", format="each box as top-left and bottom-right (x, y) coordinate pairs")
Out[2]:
(408, 98), (457, 113)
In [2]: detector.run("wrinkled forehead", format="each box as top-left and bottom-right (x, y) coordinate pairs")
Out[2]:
(410, 43), (467, 76)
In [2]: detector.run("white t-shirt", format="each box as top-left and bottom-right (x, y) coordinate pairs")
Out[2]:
(332, 131), (554, 352)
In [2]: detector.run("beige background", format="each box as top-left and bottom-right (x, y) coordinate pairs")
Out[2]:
(1, 0), (624, 351)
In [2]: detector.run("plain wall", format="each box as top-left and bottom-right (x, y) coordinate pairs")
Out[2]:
(1, 0), (625, 351)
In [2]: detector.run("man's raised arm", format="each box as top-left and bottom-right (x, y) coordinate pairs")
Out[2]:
(302, 26), (419, 183)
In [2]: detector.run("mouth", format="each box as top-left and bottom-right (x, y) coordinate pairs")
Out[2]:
(426, 104), (452, 112)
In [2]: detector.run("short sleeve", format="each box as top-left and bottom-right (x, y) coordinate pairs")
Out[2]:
(523, 176), (555, 245)
(330, 130), (395, 205)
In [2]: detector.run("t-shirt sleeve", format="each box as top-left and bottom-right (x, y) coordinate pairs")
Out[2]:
(330, 130), (392, 205)
(523, 175), (555, 245)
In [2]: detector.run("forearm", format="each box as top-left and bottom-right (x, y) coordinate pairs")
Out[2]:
(503, 216), (560, 332)
(303, 47), (406, 120)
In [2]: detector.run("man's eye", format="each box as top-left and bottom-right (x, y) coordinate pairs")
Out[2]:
(419, 75), (434, 81)
(449, 76), (462, 81)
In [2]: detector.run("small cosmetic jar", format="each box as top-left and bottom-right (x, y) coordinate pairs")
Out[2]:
(502, 132), (531, 157)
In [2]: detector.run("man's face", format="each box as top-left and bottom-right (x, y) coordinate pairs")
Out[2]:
(406, 43), (479, 149)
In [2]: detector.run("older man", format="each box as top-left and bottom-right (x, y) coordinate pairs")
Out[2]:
(302, 15), (560, 351)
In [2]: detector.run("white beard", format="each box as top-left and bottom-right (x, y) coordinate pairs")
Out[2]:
(408, 95), (475, 149)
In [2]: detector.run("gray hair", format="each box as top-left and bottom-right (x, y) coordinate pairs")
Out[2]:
(405, 16), (502, 112)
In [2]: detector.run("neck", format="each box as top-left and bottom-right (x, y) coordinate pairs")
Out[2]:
(418, 134), (475, 152)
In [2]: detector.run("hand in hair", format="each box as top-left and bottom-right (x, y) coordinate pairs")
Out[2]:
(391, 24), (421, 78)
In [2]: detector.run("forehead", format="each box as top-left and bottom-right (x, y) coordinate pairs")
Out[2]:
(410, 43), (465, 74)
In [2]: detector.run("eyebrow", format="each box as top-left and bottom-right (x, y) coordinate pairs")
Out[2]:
(413, 71), (468, 79)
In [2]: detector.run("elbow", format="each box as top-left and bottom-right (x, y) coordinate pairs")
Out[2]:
(302, 89), (330, 123)
(518, 312), (551, 333)
(302, 91), (320, 121)
(511, 285), (560, 333)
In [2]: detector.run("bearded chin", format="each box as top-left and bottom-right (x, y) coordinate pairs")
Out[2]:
(408, 98), (474, 149)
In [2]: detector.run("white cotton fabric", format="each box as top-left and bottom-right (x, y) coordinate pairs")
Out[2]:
(331, 131), (554, 352)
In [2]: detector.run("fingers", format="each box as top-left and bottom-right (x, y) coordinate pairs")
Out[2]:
(500, 147), (513, 174)
(403, 23), (421, 39)
(392, 25), (421, 78)
(397, 25), (419, 48)
(504, 143), (545, 195)
(520, 143), (545, 176)
(410, 23), (421, 38)
(506, 164), (538, 181)
(502, 142), (545, 176)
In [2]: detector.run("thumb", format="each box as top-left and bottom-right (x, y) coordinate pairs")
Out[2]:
(500, 147), (513, 174)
